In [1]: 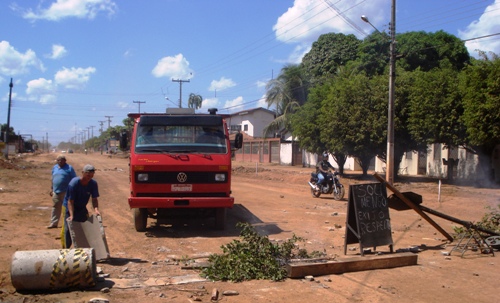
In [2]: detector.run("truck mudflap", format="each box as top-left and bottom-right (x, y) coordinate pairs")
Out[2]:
(128, 196), (234, 209)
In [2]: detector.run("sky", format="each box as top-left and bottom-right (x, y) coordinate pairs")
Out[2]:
(1, 0), (499, 146)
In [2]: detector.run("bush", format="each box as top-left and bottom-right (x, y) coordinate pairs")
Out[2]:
(201, 222), (320, 282)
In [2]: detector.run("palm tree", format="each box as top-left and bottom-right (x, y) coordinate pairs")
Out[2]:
(188, 93), (203, 109)
(263, 64), (308, 137)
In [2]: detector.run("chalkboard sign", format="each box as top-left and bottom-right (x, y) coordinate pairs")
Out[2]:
(344, 183), (393, 255)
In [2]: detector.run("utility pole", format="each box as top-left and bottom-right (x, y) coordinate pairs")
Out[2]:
(4, 78), (13, 159)
(133, 100), (146, 113)
(386, 0), (396, 185)
(98, 121), (106, 133)
(105, 116), (113, 129)
(89, 126), (95, 138)
(172, 79), (190, 108)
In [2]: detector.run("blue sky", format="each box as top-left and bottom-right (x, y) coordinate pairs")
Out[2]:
(1, 0), (499, 146)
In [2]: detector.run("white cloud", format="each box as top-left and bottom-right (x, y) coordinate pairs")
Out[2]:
(223, 96), (245, 111)
(54, 66), (96, 89)
(287, 44), (311, 64)
(117, 101), (131, 109)
(152, 53), (194, 80)
(209, 77), (236, 92)
(459, 0), (500, 57)
(199, 97), (220, 111)
(26, 78), (57, 104)
(0, 41), (45, 76)
(273, 0), (386, 44)
(256, 80), (267, 89)
(256, 95), (268, 108)
(47, 44), (67, 59)
(14, 0), (117, 21)
(123, 49), (134, 59)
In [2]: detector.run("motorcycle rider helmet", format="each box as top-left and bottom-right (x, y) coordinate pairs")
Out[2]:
(322, 152), (329, 161)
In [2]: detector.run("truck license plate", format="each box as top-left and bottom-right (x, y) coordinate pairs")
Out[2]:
(171, 184), (192, 192)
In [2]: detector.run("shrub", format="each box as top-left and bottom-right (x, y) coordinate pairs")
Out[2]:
(201, 222), (321, 282)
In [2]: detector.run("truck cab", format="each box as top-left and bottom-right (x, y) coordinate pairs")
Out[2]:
(123, 108), (242, 231)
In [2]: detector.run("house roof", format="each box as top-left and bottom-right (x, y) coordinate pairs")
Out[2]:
(229, 107), (276, 118)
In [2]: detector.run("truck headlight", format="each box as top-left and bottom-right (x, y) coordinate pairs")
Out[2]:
(215, 173), (226, 182)
(137, 173), (149, 182)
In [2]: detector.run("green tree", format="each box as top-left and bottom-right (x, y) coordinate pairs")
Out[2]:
(407, 67), (466, 148)
(291, 80), (347, 173)
(188, 93), (203, 109)
(263, 64), (308, 137)
(0, 124), (16, 142)
(396, 31), (470, 72)
(292, 69), (387, 175)
(354, 31), (391, 77)
(301, 33), (361, 85)
(459, 52), (500, 180)
(329, 72), (386, 176)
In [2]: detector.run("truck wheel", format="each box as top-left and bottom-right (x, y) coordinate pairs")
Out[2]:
(214, 208), (226, 230)
(134, 208), (148, 232)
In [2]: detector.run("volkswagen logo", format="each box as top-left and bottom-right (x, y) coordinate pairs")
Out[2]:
(177, 172), (188, 183)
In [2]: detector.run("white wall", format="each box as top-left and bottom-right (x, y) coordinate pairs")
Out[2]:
(227, 108), (275, 138)
(280, 143), (292, 165)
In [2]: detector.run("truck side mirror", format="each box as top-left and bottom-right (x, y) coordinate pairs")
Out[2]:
(233, 132), (243, 149)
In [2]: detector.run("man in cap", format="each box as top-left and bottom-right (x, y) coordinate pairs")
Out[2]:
(61, 164), (100, 249)
(47, 155), (76, 228)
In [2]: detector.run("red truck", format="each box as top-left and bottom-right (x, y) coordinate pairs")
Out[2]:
(121, 108), (242, 231)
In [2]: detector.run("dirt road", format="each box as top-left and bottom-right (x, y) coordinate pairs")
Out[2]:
(0, 152), (498, 303)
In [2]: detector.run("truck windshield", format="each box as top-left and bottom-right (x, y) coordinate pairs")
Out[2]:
(135, 124), (227, 154)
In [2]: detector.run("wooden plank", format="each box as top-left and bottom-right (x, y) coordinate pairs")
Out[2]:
(286, 252), (418, 278)
(373, 173), (453, 242)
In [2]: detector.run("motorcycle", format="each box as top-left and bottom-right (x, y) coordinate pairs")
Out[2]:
(308, 170), (345, 200)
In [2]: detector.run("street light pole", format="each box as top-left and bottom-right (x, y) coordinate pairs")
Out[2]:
(361, 0), (396, 185)
(387, 0), (396, 185)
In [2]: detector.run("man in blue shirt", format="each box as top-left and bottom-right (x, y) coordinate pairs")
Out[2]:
(316, 152), (335, 189)
(61, 164), (100, 249)
(48, 155), (76, 228)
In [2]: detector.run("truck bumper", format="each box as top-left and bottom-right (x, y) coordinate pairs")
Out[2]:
(128, 196), (234, 209)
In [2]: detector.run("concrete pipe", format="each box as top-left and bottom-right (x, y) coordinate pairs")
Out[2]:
(11, 248), (97, 291)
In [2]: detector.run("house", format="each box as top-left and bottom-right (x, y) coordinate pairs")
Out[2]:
(228, 107), (499, 183)
(226, 107), (276, 138)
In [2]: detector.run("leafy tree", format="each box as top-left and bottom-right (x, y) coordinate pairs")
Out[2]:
(407, 67), (466, 148)
(459, 52), (500, 180)
(354, 31), (391, 77)
(308, 69), (386, 176)
(263, 64), (308, 137)
(188, 93), (203, 109)
(290, 82), (349, 171)
(396, 31), (470, 72)
(0, 124), (16, 142)
(301, 33), (361, 85)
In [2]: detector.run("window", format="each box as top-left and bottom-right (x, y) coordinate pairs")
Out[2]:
(230, 125), (241, 132)
(243, 124), (248, 131)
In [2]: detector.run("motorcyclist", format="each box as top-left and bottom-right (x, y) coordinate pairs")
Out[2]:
(316, 152), (335, 190)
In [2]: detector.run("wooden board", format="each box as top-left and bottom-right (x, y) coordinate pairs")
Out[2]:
(286, 252), (418, 278)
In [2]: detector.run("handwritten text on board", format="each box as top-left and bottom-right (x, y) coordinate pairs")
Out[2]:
(354, 184), (391, 236)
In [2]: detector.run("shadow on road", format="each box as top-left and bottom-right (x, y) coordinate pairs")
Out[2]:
(137, 204), (283, 238)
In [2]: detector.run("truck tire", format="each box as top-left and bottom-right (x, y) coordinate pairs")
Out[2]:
(134, 208), (148, 232)
(214, 208), (226, 230)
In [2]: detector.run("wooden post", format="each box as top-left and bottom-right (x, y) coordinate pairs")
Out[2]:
(373, 173), (453, 242)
